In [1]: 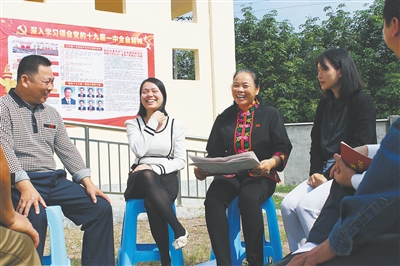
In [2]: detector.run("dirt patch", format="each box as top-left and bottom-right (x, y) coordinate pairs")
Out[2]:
(46, 216), (289, 265)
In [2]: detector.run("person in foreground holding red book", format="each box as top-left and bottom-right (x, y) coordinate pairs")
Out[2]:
(335, 143), (379, 188)
(274, 0), (400, 265)
(194, 68), (292, 266)
(0, 146), (40, 265)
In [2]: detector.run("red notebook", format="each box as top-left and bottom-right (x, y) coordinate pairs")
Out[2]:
(340, 141), (372, 173)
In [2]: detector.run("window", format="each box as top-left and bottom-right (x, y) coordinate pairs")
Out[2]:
(95, 0), (124, 13)
(171, 0), (196, 22)
(172, 49), (197, 80)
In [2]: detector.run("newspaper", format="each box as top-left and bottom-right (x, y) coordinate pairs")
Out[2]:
(189, 151), (260, 174)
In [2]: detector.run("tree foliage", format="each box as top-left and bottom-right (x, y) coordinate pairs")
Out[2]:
(234, 0), (400, 122)
(173, 49), (195, 80)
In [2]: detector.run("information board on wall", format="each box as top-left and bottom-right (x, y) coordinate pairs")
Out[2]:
(0, 18), (155, 127)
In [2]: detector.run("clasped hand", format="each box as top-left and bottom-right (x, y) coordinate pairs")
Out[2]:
(150, 111), (167, 131)
(307, 173), (327, 188)
(329, 154), (356, 188)
(250, 158), (275, 177)
(132, 164), (153, 172)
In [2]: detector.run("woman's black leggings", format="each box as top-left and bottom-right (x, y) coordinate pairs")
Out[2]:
(125, 169), (185, 265)
(204, 174), (276, 266)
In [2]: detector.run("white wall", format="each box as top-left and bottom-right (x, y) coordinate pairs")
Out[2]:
(1, 0), (236, 139)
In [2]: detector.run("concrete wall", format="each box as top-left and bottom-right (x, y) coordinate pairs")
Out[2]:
(282, 119), (390, 185)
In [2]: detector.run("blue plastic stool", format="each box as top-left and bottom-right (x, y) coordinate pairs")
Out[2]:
(210, 196), (283, 265)
(117, 199), (184, 266)
(42, 205), (71, 266)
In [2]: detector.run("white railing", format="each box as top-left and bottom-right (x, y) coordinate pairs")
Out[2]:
(64, 116), (393, 206)
(64, 121), (211, 206)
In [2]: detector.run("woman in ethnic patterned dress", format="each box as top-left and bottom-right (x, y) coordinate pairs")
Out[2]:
(194, 68), (292, 266)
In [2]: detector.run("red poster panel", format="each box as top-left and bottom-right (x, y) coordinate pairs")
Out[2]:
(0, 17), (155, 127)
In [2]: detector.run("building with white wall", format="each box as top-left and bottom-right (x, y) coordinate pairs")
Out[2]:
(1, 0), (236, 139)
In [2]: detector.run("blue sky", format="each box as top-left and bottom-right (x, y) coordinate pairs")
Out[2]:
(233, 0), (374, 31)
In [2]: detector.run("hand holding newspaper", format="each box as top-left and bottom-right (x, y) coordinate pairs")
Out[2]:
(189, 151), (260, 175)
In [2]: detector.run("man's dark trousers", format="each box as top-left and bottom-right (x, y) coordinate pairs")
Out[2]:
(12, 170), (115, 265)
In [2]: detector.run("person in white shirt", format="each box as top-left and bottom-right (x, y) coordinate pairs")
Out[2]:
(285, 144), (380, 256)
(124, 78), (188, 266)
(280, 48), (377, 252)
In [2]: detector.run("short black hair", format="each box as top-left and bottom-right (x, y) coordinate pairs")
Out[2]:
(64, 87), (72, 92)
(17, 55), (51, 82)
(383, 0), (400, 26)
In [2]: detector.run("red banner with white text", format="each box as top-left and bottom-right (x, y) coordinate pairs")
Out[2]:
(0, 17), (154, 127)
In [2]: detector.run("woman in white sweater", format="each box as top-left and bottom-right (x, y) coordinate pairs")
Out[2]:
(124, 78), (188, 266)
